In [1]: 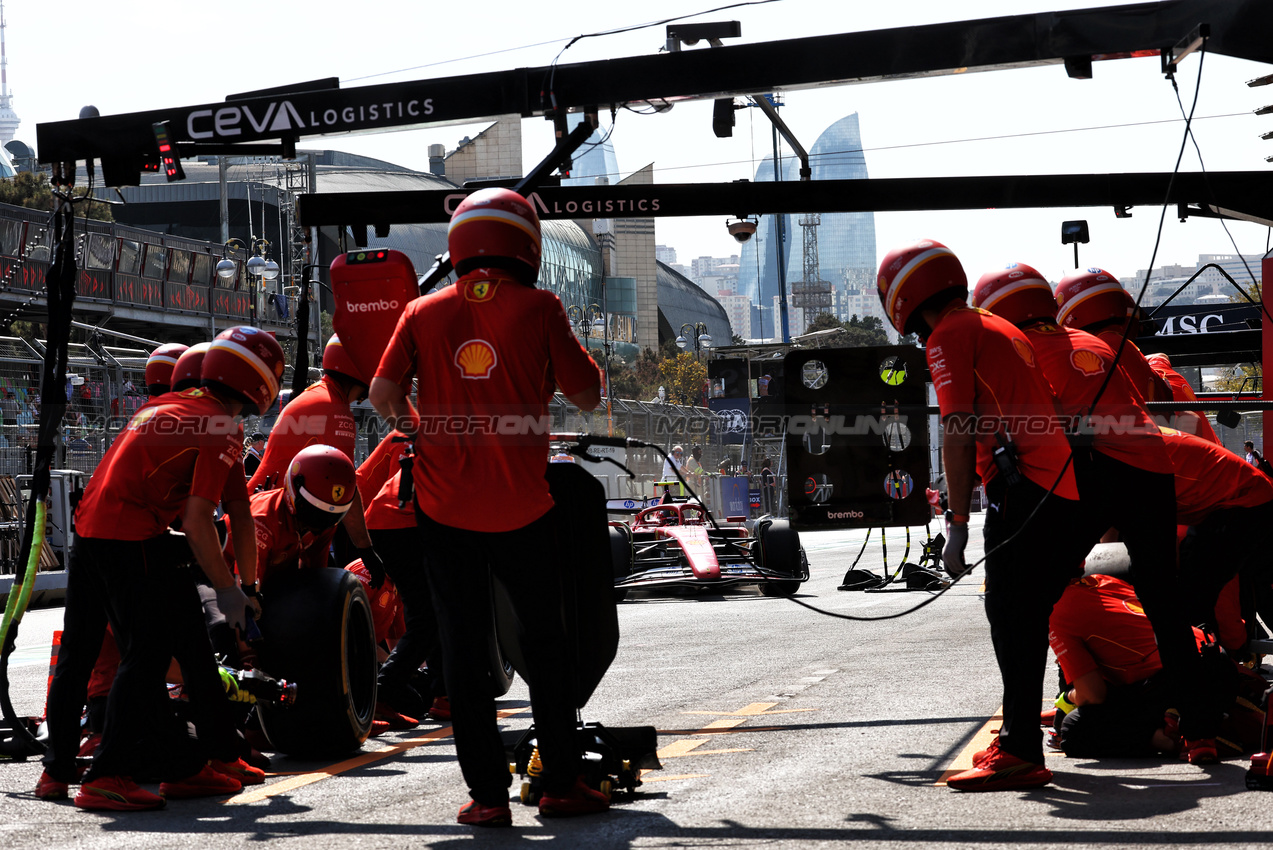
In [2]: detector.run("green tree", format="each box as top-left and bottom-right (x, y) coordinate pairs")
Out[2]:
(803, 312), (843, 335)
(658, 351), (708, 405)
(0, 171), (113, 221)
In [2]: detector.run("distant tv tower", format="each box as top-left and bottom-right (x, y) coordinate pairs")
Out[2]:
(0, 1), (20, 147)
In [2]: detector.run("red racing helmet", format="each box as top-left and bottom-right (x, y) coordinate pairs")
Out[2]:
(1054, 268), (1133, 332)
(971, 263), (1057, 326)
(285, 444), (357, 530)
(170, 342), (210, 392)
(200, 326), (285, 415)
(876, 239), (967, 337)
(447, 188), (542, 282)
(321, 334), (366, 386)
(145, 343), (189, 395)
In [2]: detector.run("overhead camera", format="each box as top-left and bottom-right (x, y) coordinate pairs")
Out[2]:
(726, 217), (757, 243)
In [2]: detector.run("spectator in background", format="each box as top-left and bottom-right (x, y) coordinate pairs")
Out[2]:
(1, 389), (19, 425)
(760, 457), (777, 516)
(1245, 441), (1259, 466)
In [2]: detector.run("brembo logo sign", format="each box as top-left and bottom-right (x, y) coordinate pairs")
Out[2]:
(187, 98), (435, 140)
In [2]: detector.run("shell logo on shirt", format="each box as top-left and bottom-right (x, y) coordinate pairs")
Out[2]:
(127, 407), (158, 431)
(1012, 337), (1035, 368)
(455, 339), (498, 379)
(1070, 348), (1105, 377)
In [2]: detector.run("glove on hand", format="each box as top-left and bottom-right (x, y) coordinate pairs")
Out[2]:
(942, 521), (970, 579)
(215, 584), (251, 632)
(218, 667), (257, 704)
(358, 547), (387, 589)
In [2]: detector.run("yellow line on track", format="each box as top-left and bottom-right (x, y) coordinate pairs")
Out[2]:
(225, 708), (530, 805)
(936, 707), (1003, 786)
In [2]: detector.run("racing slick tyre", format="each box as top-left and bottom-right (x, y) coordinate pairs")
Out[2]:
(610, 525), (633, 603)
(492, 462), (619, 710)
(757, 519), (805, 597)
(256, 568), (378, 757)
(488, 577), (518, 698)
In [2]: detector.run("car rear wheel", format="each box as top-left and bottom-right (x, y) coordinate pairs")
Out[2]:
(257, 567), (378, 757)
(610, 525), (633, 602)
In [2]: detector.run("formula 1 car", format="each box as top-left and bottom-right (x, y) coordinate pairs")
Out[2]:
(610, 501), (809, 599)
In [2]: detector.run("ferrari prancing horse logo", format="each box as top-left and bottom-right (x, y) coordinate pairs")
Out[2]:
(332, 484), (346, 502)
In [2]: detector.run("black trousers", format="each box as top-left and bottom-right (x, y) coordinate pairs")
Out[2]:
(416, 507), (579, 805)
(1073, 450), (1218, 738)
(1057, 673), (1173, 758)
(370, 526), (443, 697)
(982, 477), (1082, 764)
(1181, 500), (1273, 644)
(43, 536), (239, 782)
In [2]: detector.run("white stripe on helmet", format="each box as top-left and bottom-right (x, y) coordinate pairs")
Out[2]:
(883, 245), (956, 317)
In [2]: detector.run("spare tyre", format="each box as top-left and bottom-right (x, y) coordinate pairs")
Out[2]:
(256, 567), (378, 757)
(757, 519), (806, 597)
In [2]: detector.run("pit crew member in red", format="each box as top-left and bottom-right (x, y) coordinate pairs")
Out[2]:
(1145, 352), (1220, 444)
(42, 326), (283, 810)
(371, 187), (607, 825)
(973, 264), (1219, 759)
(1047, 574), (1209, 758)
(877, 239), (1081, 793)
(144, 342), (188, 397)
(248, 334), (382, 582)
(1161, 426), (1273, 654)
(224, 444), (356, 584)
(1055, 268), (1171, 404)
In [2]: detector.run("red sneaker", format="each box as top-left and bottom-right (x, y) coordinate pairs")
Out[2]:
(947, 740), (1052, 792)
(457, 799), (512, 827)
(428, 697), (451, 722)
(159, 763), (243, 798)
(972, 729), (1001, 767)
(1040, 707), (1058, 726)
(34, 770), (68, 800)
(1181, 738), (1219, 765)
(369, 719), (391, 737)
(74, 776), (165, 811)
(538, 777), (611, 817)
(210, 757), (266, 786)
(77, 733), (101, 759)
(374, 707), (420, 730)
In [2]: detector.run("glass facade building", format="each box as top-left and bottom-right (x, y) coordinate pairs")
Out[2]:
(737, 112), (876, 338)
(563, 113), (620, 187)
(540, 219), (604, 311)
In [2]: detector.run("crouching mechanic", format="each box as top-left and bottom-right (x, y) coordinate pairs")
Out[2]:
(40, 326), (284, 810)
(877, 240), (1083, 791)
(370, 187), (608, 826)
(224, 444), (356, 586)
(248, 334), (384, 581)
(1048, 574), (1228, 758)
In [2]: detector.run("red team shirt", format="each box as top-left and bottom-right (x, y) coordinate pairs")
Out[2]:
(222, 488), (335, 583)
(365, 469), (415, 531)
(1159, 427), (1273, 525)
(247, 375), (357, 492)
(925, 305), (1078, 499)
(1151, 361), (1221, 445)
(76, 389), (246, 540)
(376, 272), (601, 533)
(1093, 331), (1171, 404)
(357, 430), (411, 507)
(346, 561), (405, 644)
(1022, 323), (1170, 473)
(1049, 574), (1205, 686)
